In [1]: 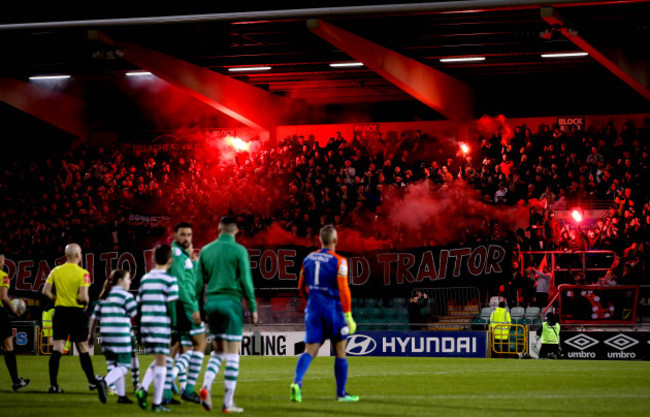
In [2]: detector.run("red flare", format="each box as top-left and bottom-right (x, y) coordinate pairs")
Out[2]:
(572, 210), (582, 222)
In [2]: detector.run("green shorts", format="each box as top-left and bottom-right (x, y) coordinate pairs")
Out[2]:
(104, 350), (132, 369)
(185, 312), (205, 338)
(204, 296), (244, 342)
(180, 334), (193, 347)
(177, 302), (205, 338)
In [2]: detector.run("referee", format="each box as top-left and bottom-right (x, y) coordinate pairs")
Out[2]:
(1, 254), (30, 391)
(43, 244), (104, 399)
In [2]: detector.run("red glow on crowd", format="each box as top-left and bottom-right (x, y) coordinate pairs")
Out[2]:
(460, 142), (470, 154)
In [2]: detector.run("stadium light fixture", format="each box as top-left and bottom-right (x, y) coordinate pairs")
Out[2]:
(29, 75), (71, 80)
(228, 66), (272, 72)
(541, 52), (588, 59)
(329, 62), (364, 68)
(126, 71), (153, 77)
(439, 57), (486, 63)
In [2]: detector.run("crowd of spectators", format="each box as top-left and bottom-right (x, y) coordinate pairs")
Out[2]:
(1, 120), (648, 289)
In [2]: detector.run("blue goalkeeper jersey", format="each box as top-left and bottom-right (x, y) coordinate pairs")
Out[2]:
(299, 248), (352, 344)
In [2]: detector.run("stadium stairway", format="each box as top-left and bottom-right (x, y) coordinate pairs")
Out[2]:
(429, 303), (479, 331)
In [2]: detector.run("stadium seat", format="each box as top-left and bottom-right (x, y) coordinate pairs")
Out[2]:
(471, 318), (487, 330)
(479, 307), (494, 321)
(358, 307), (378, 320)
(509, 324), (525, 352)
(367, 307), (383, 317)
(387, 306), (409, 318)
(392, 298), (407, 307)
(510, 306), (525, 321)
(525, 307), (540, 320)
(366, 298), (382, 307)
(379, 316), (394, 325)
(516, 318), (531, 326)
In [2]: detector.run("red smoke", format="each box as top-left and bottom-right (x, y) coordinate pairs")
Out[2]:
(241, 222), (392, 252)
(159, 117), (534, 252)
(122, 77), (236, 129)
(239, 223), (317, 248)
(234, 180), (530, 252)
(342, 181), (528, 250)
(475, 114), (514, 146)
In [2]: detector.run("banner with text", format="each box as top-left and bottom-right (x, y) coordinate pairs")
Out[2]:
(238, 331), (330, 356)
(345, 331), (487, 357)
(250, 243), (509, 297)
(557, 116), (585, 131)
(4, 242), (509, 300)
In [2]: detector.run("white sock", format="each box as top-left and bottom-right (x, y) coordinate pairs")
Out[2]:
(106, 363), (115, 389)
(142, 362), (155, 391)
(187, 351), (204, 388)
(202, 352), (224, 390)
(164, 357), (173, 391)
(173, 351), (191, 378)
(104, 365), (127, 386)
(223, 354), (240, 408)
(153, 366), (167, 406)
(115, 374), (126, 397)
(175, 351), (192, 391)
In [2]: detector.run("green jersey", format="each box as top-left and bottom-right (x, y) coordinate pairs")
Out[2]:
(196, 234), (257, 313)
(170, 241), (199, 313)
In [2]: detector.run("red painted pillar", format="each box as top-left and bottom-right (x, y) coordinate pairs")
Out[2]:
(0, 77), (87, 139)
(102, 33), (292, 134)
(308, 19), (475, 121)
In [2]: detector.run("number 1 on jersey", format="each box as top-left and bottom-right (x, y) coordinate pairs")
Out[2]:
(314, 260), (320, 285)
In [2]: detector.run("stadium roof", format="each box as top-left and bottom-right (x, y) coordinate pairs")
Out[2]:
(0, 1), (649, 130)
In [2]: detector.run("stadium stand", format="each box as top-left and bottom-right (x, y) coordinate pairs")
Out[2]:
(510, 306), (525, 321)
(1, 118), (648, 325)
(524, 307), (541, 321)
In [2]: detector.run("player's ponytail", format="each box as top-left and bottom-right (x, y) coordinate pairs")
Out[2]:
(99, 268), (129, 300)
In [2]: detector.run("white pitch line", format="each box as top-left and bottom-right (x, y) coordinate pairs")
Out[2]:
(238, 370), (449, 382)
(360, 393), (650, 400)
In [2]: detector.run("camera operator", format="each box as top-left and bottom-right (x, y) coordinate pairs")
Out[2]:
(408, 291), (429, 331)
(536, 312), (561, 359)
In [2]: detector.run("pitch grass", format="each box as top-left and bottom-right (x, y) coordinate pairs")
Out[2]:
(2, 355), (649, 416)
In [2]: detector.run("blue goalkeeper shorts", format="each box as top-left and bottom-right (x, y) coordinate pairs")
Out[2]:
(304, 300), (348, 345)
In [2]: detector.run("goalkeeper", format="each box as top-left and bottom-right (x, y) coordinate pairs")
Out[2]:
(290, 225), (359, 403)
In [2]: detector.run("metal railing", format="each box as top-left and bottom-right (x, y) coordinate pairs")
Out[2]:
(522, 250), (616, 281)
(490, 324), (528, 356)
(413, 287), (481, 317)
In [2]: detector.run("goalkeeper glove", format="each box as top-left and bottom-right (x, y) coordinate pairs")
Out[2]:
(344, 312), (357, 335)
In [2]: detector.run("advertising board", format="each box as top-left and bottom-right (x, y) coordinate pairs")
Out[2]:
(561, 331), (650, 360)
(239, 331), (330, 356)
(345, 331), (487, 358)
(11, 321), (38, 354)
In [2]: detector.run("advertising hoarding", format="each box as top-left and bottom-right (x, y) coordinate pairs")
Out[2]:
(345, 331), (487, 358)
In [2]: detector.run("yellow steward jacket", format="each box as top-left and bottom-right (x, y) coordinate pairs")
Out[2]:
(489, 307), (511, 340)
